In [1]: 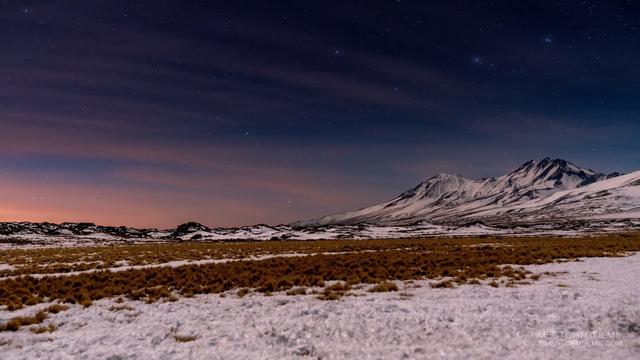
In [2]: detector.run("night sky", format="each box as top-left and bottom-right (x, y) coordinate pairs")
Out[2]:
(1, 1), (639, 228)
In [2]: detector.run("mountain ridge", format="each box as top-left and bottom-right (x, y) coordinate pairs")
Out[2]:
(295, 158), (637, 226)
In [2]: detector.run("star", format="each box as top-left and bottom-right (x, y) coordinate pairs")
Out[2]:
(471, 56), (482, 65)
(544, 36), (553, 44)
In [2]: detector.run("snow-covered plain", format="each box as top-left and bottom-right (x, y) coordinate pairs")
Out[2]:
(2, 254), (639, 359)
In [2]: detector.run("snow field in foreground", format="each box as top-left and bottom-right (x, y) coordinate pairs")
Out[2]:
(1, 254), (639, 359)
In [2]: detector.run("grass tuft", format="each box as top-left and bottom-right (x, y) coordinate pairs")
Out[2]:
(368, 281), (398, 293)
(173, 334), (198, 342)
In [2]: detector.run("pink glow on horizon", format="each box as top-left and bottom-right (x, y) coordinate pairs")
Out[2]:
(0, 167), (384, 228)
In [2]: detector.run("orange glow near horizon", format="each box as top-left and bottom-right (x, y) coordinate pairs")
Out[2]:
(0, 166), (382, 228)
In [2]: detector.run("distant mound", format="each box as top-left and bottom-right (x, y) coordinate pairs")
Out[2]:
(171, 222), (210, 238)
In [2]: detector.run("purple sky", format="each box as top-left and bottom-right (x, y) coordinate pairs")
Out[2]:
(1, 1), (639, 227)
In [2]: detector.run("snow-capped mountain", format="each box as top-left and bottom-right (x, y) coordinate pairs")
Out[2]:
(1, 158), (638, 247)
(296, 158), (640, 226)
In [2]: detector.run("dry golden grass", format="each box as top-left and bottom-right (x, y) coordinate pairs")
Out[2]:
(1, 238), (469, 277)
(0, 304), (68, 332)
(2, 233), (638, 277)
(44, 304), (68, 314)
(368, 281), (399, 293)
(0, 233), (639, 309)
(0, 311), (47, 331)
(109, 304), (134, 312)
(30, 323), (57, 334)
(317, 281), (352, 300)
(317, 291), (343, 301)
(236, 288), (250, 298)
(286, 287), (307, 296)
(325, 282), (351, 292)
(173, 334), (197, 342)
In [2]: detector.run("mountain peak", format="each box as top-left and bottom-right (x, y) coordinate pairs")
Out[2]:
(536, 157), (570, 169)
(517, 157), (566, 168)
(512, 157), (592, 174)
(506, 157), (603, 190)
(430, 173), (464, 180)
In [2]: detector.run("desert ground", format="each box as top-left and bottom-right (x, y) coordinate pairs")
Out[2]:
(1, 234), (639, 359)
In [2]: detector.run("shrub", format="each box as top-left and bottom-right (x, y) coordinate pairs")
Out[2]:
(326, 282), (351, 292)
(317, 291), (343, 301)
(237, 288), (250, 298)
(0, 311), (48, 332)
(30, 323), (57, 334)
(174, 334), (198, 342)
(45, 304), (68, 314)
(286, 287), (307, 296)
(368, 281), (398, 293)
(430, 280), (454, 289)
